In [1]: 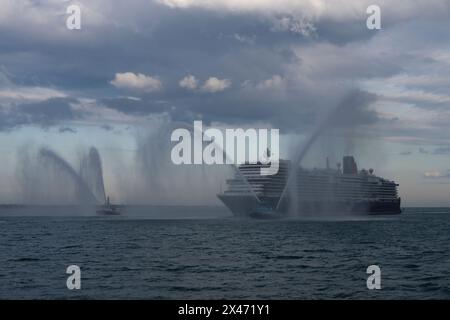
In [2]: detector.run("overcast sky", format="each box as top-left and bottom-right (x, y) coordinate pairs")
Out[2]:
(1, 0), (450, 205)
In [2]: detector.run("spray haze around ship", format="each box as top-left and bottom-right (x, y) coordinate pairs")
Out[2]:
(170, 121), (263, 202)
(9, 90), (394, 218)
(276, 91), (372, 214)
(217, 90), (400, 218)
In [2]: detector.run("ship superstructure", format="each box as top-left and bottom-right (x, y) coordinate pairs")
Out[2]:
(217, 156), (401, 217)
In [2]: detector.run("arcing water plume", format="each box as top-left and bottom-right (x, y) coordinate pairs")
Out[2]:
(128, 120), (234, 205)
(80, 147), (106, 204)
(38, 147), (99, 204)
(276, 90), (378, 213)
(176, 120), (261, 203)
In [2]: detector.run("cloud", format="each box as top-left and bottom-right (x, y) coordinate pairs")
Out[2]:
(101, 124), (114, 131)
(1, 0), (450, 143)
(0, 70), (67, 104)
(101, 97), (169, 116)
(16, 98), (77, 121)
(59, 127), (77, 134)
(179, 75), (199, 90)
(157, 0), (450, 23)
(0, 97), (82, 131)
(110, 72), (162, 92)
(423, 170), (450, 178)
(201, 77), (231, 93)
(256, 75), (285, 90)
(156, 0), (336, 19)
(233, 33), (255, 45)
(328, 90), (380, 127)
(180, 75), (232, 93)
(0, 86), (67, 103)
(270, 16), (316, 37)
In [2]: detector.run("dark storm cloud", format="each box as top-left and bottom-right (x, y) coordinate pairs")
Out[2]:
(59, 127), (77, 134)
(330, 90), (379, 127)
(1, 0), (450, 140)
(0, 97), (84, 131)
(16, 98), (77, 121)
(100, 88), (380, 133)
(101, 97), (170, 116)
(100, 124), (114, 131)
(0, 1), (388, 131)
(0, 2), (302, 91)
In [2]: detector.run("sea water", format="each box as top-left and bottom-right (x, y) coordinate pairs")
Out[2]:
(0, 207), (449, 299)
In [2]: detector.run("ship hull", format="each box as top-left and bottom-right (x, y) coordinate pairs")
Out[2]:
(218, 194), (401, 218)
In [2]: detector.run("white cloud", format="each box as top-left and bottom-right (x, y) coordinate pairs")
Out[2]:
(158, 0), (449, 22)
(110, 72), (162, 92)
(0, 87), (67, 102)
(270, 16), (316, 37)
(387, 90), (450, 105)
(158, 0), (330, 17)
(233, 33), (255, 44)
(201, 77), (231, 93)
(256, 75), (285, 90)
(424, 170), (450, 178)
(179, 75), (199, 90)
(386, 74), (450, 88)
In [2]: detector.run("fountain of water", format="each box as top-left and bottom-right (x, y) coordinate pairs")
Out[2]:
(38, 147), (99, 204)
(80, 147), (107, 204)
(275, 120), (327, 212)
(173, 121), (261, 203)
(275, 91), (368, 213)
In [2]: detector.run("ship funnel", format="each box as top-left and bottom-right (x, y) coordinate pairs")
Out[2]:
(343, 156), (358, 174)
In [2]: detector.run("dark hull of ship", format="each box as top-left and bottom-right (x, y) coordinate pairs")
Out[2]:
(217, 194), (401, 218)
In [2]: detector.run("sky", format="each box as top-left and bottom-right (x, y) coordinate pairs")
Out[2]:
(1, 0), (450, 206)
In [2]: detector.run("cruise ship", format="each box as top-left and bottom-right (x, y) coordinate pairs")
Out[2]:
(217, 156), (401, 218)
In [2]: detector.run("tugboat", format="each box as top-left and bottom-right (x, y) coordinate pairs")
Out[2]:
(96, 196), (120, 215)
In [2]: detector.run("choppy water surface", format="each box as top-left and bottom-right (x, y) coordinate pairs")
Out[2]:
(0, 207), (449, 299)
